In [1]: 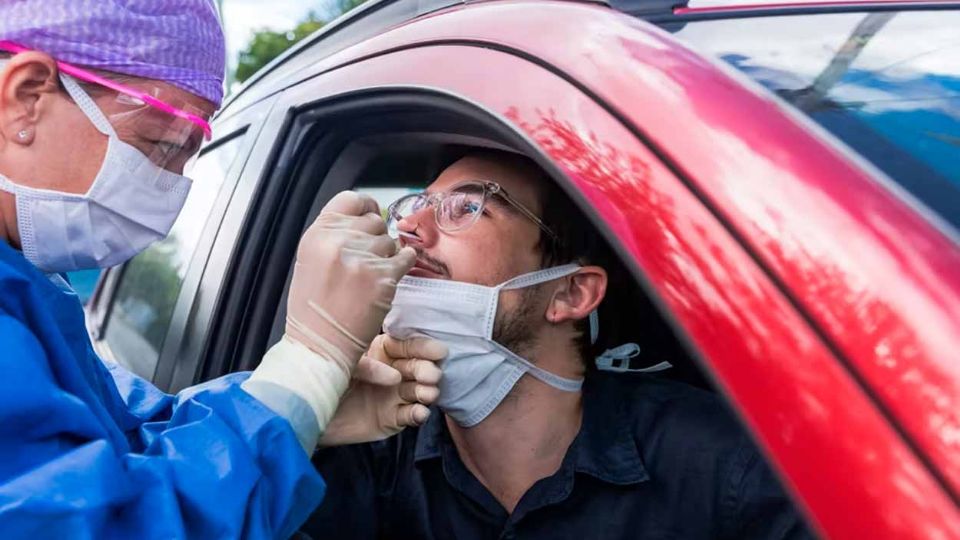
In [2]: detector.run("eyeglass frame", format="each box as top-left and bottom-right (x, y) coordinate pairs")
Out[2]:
(387, 180), (559, 243)
(0, 40), (213, 140)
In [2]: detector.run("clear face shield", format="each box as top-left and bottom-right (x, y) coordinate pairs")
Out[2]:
(0, 40), (213, 179)
(93, 88), (210, 176)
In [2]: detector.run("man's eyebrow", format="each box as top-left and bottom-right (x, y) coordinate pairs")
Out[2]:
(457, 183), (512, 212)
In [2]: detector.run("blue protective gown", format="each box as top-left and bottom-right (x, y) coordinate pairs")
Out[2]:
(0, 241), (326, 538)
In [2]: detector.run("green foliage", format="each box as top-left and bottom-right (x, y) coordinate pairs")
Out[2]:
(334, 0), (369, 14)
(234, 1), (370, 84)
(235, 11), (325, 83)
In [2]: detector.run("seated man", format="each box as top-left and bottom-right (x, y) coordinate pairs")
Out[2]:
(301, 150), (811, 540)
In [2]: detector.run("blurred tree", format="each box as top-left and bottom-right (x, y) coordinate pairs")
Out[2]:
(234, 1), (370, 84)
(235, 10), (324, 83)
(333, 0), (369, 15)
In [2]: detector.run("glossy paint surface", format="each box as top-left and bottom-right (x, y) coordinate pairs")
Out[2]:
(672, 11), (960, 231)
(252, 2), (960, 537)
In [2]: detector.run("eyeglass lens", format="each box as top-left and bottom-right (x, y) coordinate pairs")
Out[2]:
(387, 183), (488, 236)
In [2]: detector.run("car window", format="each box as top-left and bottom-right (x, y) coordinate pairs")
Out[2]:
(675, 10), (960, 232)
(66, 268), (102, 304)
(102, 134), (245, 380)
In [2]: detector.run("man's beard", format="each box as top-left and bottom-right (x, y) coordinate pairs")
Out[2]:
(492, 285), (541, 359)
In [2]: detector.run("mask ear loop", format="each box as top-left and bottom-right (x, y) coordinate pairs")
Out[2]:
(489, 263), (582, 338)
(589, 310), (599, 345)
(499, 264), (601, 347)
(489, 263), (587, 391)
(59, 73), (117, 138)
(499, 263), (582, 291)
(576, 272), (671, 374)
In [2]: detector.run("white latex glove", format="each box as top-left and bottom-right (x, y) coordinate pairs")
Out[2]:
(319, 335), (447, 447)
(243, 191), (416, 452)
(285, 191), (416, 370)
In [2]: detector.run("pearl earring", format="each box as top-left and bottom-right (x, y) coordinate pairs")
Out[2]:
(17, 130), (28, 140)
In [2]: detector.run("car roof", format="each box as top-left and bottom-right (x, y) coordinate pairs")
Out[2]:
(219, 0), (959, 119)
(222, 0), (597, 117)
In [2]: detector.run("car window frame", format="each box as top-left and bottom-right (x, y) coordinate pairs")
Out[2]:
(87, 111), (261, 389)
(161, 95), (285, 392)
(200, 73), (835, 526)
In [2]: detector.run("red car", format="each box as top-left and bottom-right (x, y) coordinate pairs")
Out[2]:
(85, 0), (960, 537)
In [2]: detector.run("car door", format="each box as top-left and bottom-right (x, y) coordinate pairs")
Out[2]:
(131, 1), (958, 538)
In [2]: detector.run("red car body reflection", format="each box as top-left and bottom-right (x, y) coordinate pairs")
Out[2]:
(226, 1), (960, 537)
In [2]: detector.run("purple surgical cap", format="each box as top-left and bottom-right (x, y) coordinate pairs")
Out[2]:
(0, 0), (226, 106)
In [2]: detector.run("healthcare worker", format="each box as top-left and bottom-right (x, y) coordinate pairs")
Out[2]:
(0, 1), (442, 538)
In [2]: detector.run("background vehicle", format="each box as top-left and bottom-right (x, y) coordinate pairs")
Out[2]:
(85, 0), (960, 537)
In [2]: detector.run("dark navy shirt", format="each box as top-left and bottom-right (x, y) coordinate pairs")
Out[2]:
(302, 373), (813, 540)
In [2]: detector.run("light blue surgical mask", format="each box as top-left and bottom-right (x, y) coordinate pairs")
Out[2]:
(384, 263), (670, 426)
(384, 264), (586, 427)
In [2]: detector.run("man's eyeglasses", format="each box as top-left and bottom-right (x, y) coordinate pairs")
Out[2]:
(386, 181), (558, 242)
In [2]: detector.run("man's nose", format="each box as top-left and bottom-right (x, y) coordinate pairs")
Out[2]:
(397, 206), (436, 248)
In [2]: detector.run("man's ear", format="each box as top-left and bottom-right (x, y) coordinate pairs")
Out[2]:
(545, 266), (607, 324)
(0, 52), (60, 146)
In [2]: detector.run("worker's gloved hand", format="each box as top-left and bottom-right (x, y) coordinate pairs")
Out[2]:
(320, 335), (447, 447)
(242, 191), (417, 454)
(286, 191), (416, 372)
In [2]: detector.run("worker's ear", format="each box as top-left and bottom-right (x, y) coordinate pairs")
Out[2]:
(0, 52), (61, 147)
(544, 266), (607, 325)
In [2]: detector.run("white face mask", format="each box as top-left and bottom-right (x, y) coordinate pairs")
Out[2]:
(0, 71), (192, 273)
(384, 264), (587, 427)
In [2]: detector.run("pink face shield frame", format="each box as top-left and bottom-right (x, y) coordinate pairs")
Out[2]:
(0, 40), (213, 140)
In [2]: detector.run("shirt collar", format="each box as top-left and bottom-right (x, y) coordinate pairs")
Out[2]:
(413, 375), (649, 486)
(571, 375), (649, 484)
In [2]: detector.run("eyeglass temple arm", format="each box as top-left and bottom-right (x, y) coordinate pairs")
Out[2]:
(493, 186), (560, 243)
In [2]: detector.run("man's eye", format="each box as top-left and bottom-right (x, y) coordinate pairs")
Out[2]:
(450, 199), (480, 219)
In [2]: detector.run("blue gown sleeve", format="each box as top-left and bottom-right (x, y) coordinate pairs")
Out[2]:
(0, 313), (326, 540)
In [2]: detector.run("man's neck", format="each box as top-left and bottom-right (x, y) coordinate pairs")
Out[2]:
(446, 347), (585, 514)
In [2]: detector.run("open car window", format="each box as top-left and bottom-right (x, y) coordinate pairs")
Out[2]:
(225, 85), (822, 535)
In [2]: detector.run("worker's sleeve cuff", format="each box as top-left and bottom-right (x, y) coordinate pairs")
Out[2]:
(240, 379), (320, 454)
(243, 337), (351, 453)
